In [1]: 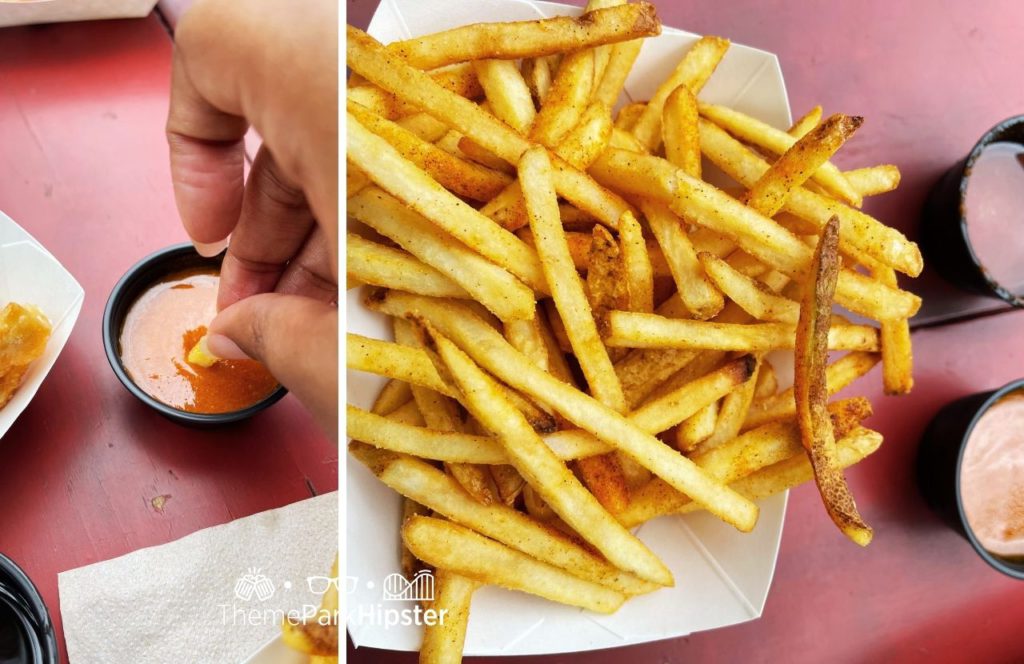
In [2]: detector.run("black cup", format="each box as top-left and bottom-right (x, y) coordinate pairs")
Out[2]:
(0, 553), (57, 664)
(102, 243), (287, 426)
(919, 115), (1024, 307)
(917, 379), (1024, 580)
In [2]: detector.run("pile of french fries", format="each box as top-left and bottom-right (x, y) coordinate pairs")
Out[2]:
(346, 1), (919, 660)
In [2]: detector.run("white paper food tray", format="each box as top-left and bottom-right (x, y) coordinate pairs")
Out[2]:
(0, 210), (84, 440)
(347, 0), (794, 655)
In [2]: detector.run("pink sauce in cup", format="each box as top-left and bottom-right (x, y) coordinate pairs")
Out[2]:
(960, 392), (1024, 561)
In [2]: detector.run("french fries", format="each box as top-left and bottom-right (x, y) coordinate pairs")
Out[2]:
(346, 233), (469, 299)
(699, 102), (862, 207)
(743, 114), (863, 217)
(403, 516), (627, 613)
(795, 217), (873, 546)
(420, 571), (477, 664)
(348, 187), (535, 321)
(387, 3), (661, 69)
(788, 104), (822, 138)
(631, 35), (730, 150)
(420, 321), (672, 585)
(522, 147), (627, 412)
(473, 59), (536, 133)
(605, 312), (880, 352)
(347, 7), (920, 658)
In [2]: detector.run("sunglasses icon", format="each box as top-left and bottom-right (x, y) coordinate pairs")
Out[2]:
(307, 576), (342, 594)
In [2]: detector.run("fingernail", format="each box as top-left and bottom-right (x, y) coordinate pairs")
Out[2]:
(206, 334), (250, 360)
(192, 238), (228, 257)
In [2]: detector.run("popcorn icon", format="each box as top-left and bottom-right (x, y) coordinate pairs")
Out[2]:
(234, 568), (276, 602)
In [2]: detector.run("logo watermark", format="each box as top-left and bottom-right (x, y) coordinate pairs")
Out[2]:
(349, 569), (447, 629)
(219, 569), (339, 628)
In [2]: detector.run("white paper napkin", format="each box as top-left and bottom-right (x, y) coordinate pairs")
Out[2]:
(59, 492), (338, 664)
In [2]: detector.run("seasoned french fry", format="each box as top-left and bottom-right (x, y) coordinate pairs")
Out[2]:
(589, 146), (922, 319)
(795, 217), (873, 546)
(400, 496), (430, 581)
(403, 516), (627, 613)
(348, 117), (546, 293)
(371, 378), (412, 416)
(632, 35), (730, 150)
(640, 199), (723, 319)
(456, 134), (516, 173)
(699, 252), (800, 324)
(522, 56), (554, 105)
(347, 162), (371, 198)
(675, 400), (718, 451)
(593, 38), (644, 108)
(755, 359), (778, 399)
(349, 332), (455, 397)
(621, 398), (873, 526)
(787, 104), (822, 139)
(559, 103), (614, 169)
(845, 165), (901, 198)
(490, 464), (526, 506)
(348, 99), (512, 201)
(473, 59), (536, 133)
(349, 332), (556, 432)
(347, 26), (633, 227)
(617, 210), (655, 313)
(614, 102), (646, 131)
(535, 304), (576, 385)
(696, 356), (761, 453)
(697, 118), (923, 277)
(350, 443), (658, 595)
(370, 291), (759, 532)
(504, 316), (551, 373)
(521, 146), (626, 412)
(872, 263), (915, 395)
(349, 188), (536, 321)
(420, 570), (477, 664)
(605, 312), (880, 353)
(714, 427), (883, 508)
(530, 50), (595, 148)
(744, 114), (863, 218)
(700, 102), (861, 207)
(662, 84), (701, 178)
(576, 453), (630, 514)
(744, 351), (880, 430)
(396, 112), (450, 142)
(587, 225), (629, 334)
(421, 324), (672, 586)
(584, 0), (624, 91)
(523, 483), (557, 521)
(386, 3), (661, 70)
(347, 234), (470, 299)
(395, 319), (501, 506)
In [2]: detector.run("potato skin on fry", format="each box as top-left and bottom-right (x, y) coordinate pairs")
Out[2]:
(794, 216), (873, 546)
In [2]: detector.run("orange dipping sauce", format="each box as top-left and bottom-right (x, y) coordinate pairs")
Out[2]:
(119, 269), (278, 413)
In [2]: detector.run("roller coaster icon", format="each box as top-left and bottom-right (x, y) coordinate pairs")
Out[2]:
(382, 569), (435, 602)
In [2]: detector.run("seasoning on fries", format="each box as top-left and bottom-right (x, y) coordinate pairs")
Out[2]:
(346, 2), (919, 659)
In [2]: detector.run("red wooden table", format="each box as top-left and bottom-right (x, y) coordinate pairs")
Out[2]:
(347, 1), (1024, 662)
(0, 11), (337, 664)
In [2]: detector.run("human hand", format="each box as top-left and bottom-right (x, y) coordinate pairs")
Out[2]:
(166, 0), (338, 438)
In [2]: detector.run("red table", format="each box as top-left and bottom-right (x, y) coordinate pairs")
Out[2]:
(346, 1), (1024, 662)
(0, 12), (337, 664)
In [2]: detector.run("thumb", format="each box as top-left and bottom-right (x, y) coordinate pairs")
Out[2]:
(208, 292), (337, 440)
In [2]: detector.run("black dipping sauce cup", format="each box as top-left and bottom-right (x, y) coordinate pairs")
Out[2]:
(917, 378), (1024, 580)
(0, 553), (57, 664)
(102, 243), (286, 426)
(919, 115), (1024, 307)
